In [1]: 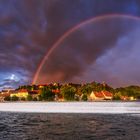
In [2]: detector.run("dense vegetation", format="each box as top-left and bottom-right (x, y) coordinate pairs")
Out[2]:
(3, 82), (140, 101)
(115, 86), (140, 99)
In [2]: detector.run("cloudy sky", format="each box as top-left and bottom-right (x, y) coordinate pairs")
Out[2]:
(0, 0), (140, 89)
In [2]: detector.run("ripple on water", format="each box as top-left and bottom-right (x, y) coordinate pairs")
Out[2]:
(0, 113), (139, 140)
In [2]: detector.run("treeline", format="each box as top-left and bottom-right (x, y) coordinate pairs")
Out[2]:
(19, 82), (115, 101)
(114, 86), (140, 100)
(4, 82), (140, 101)
(18, 82), (140, 100)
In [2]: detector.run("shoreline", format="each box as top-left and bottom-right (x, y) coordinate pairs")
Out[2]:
(0, 102), (139, 114)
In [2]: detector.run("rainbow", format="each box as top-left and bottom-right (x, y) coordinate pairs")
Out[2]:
(32, 14), (140, 84)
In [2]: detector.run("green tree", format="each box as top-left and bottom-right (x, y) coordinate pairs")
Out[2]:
(38, 94), (43, 101)
(11, 95), (19, 101)
(40, 87), (55, 101)
(4, 96), (11, 101)
(81, 94), (88, 101)
(60, 85), (76, 101)
(80, 84), (92, 95)
(33, 97), (38, 101)
(20, 97), (26, 101)
(27, 94), (33, 101)
(113, 92), (121, 100)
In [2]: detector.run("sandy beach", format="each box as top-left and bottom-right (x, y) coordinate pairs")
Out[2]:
(0, 101), (139, 114)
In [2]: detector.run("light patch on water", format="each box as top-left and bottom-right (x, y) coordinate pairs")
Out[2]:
(0, 102), (140, 114)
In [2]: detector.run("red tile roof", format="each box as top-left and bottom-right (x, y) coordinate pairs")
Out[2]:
(18, 89), (28, 92)
(52, 89), (60, 94)
(102, 91), (113, 97)
(29, 90), (39, 95)
(94, 92), (104, 98)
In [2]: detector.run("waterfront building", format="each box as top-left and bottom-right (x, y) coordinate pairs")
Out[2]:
(10, 89), (29, 98)
(89, 91), (113, 101)
(102, 91), (113, 100)
(89, 91), (105, 101)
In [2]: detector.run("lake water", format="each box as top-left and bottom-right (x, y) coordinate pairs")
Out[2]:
(0, 113), (140, 140)
(0, 102), (139, 140)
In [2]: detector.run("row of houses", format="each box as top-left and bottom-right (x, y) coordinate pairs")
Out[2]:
(2, 90), (136, 101)
(0, 88), (113, 101)
(0, 89), (35, 101)
(0, 88), (61, 101)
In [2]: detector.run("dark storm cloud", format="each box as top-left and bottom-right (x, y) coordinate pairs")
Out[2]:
(1, 0), (140, 88)
(38, 0), (140, 55)
(0, 0), (48, 88)
(0, 1), (48, 75)
(37, 17), (140, 86)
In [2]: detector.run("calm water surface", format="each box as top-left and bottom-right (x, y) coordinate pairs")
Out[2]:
(0, 112), (140, 140)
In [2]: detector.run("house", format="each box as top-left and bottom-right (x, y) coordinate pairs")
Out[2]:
(0, 93), (10, 102)
(89, 91), (104, 101)
(120, 96), (129, 101)
(102, 91), (113, 100)
(1, 88), (15, 94)
(129, 96), (135, 101)
(89, 91), (113, 101)
(10, 89), (29, 98)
